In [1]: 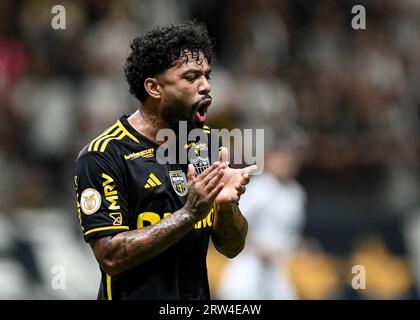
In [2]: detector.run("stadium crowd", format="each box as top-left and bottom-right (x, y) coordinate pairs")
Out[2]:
(0, 0), (419, 299)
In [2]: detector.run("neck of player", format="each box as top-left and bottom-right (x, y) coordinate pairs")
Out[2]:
(128, 108), (169, 145)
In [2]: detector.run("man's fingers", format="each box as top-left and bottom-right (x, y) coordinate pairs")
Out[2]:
(236, 185), (246, 195)
(227, 194), (239, 202)
(202, 162), (226, 185)
(242, 164), (258, 176)
(241, 173), (251, 185)
(195, 161), (220, 181)
(218, 146), (230, 165)
(208, 182), (224, 201)
(204, 167), (225, 192)
(187, 164), (196, 183)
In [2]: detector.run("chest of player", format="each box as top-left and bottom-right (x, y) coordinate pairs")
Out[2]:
(123, 152), (214, 233)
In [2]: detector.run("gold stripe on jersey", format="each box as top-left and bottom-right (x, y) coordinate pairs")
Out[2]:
(88, 123), (119, 152)
(88, 120), (140, 153)
(106, 274), (112, 300)
(117, 120), (140, 143)
(93, 128), (122, 152)
(84, 225), (129, 236)
(99, 130), (126, 152)
(89, 126), (120, 152)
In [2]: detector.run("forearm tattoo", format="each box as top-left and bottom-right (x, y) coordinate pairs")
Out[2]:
(91, 209), (196, 275)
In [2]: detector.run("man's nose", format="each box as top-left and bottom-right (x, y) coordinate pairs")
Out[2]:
(198, 77), (211, 95)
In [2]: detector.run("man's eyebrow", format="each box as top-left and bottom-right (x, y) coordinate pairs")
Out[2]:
(182, 67), (212, 75)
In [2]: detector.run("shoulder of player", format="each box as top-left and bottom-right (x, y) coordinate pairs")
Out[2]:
(82, 119), (140, 155)
(75, 143), (121, 174)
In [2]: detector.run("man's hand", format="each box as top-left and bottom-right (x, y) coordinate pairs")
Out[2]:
(184, 162), (225, 222)
(215, 147), (257, 205)
(90, 162), (226, 277)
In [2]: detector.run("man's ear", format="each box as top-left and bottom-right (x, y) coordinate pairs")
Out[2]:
(144, 78), (162, 99)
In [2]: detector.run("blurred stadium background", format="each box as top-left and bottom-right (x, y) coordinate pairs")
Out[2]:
(1, 0), (420, 299)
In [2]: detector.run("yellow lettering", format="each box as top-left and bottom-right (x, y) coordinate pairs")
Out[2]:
(207, 208), (213, 227)
(102, 173), (114, 186)
(102, 173), (120, 210)
(194, 220), (202, 229)
(106, 195), (120, 210)
(194, 208), (213, 229)
(104, 185), (117, 196)
(124, 149), (154, 161)
(136, 212), (172, 229)
(137, 212), (161, 229)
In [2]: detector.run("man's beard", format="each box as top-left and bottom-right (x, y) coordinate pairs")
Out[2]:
(161, 99), (203, 134)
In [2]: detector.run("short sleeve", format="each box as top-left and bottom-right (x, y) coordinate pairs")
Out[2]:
(73, 151), (130, 242)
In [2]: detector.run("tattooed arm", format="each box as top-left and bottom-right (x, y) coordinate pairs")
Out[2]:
(212, 203), (248, 258)
(89, 209), (195, 276)
(211, 147), (256, 258)
(89, 162), (225, 277)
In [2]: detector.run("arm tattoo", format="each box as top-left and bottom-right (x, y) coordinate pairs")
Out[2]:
(90, 208), (195, 276)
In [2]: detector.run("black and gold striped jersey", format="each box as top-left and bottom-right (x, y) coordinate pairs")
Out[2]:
(73, 115), (216, 300)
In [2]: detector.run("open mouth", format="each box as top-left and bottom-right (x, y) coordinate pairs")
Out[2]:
(195, 97), (212, 123)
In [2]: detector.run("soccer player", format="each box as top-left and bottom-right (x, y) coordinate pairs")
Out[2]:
(73, 21), (256, 300)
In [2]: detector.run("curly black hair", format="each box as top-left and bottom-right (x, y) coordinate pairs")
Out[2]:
(124, 21), (215, 102)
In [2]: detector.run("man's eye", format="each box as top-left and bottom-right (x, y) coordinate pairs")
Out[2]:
(186, 75), (197, 81)
(185, 74), (210, 81)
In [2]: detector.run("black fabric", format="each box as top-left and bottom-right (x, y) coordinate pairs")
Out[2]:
(73, 115), (216, 300)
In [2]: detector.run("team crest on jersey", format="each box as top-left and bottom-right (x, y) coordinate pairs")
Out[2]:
(190, 156), (210, 176)
(185, 142), (208, 155)
(169, 170), (188, 197)
(80, 188), (101, 215)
